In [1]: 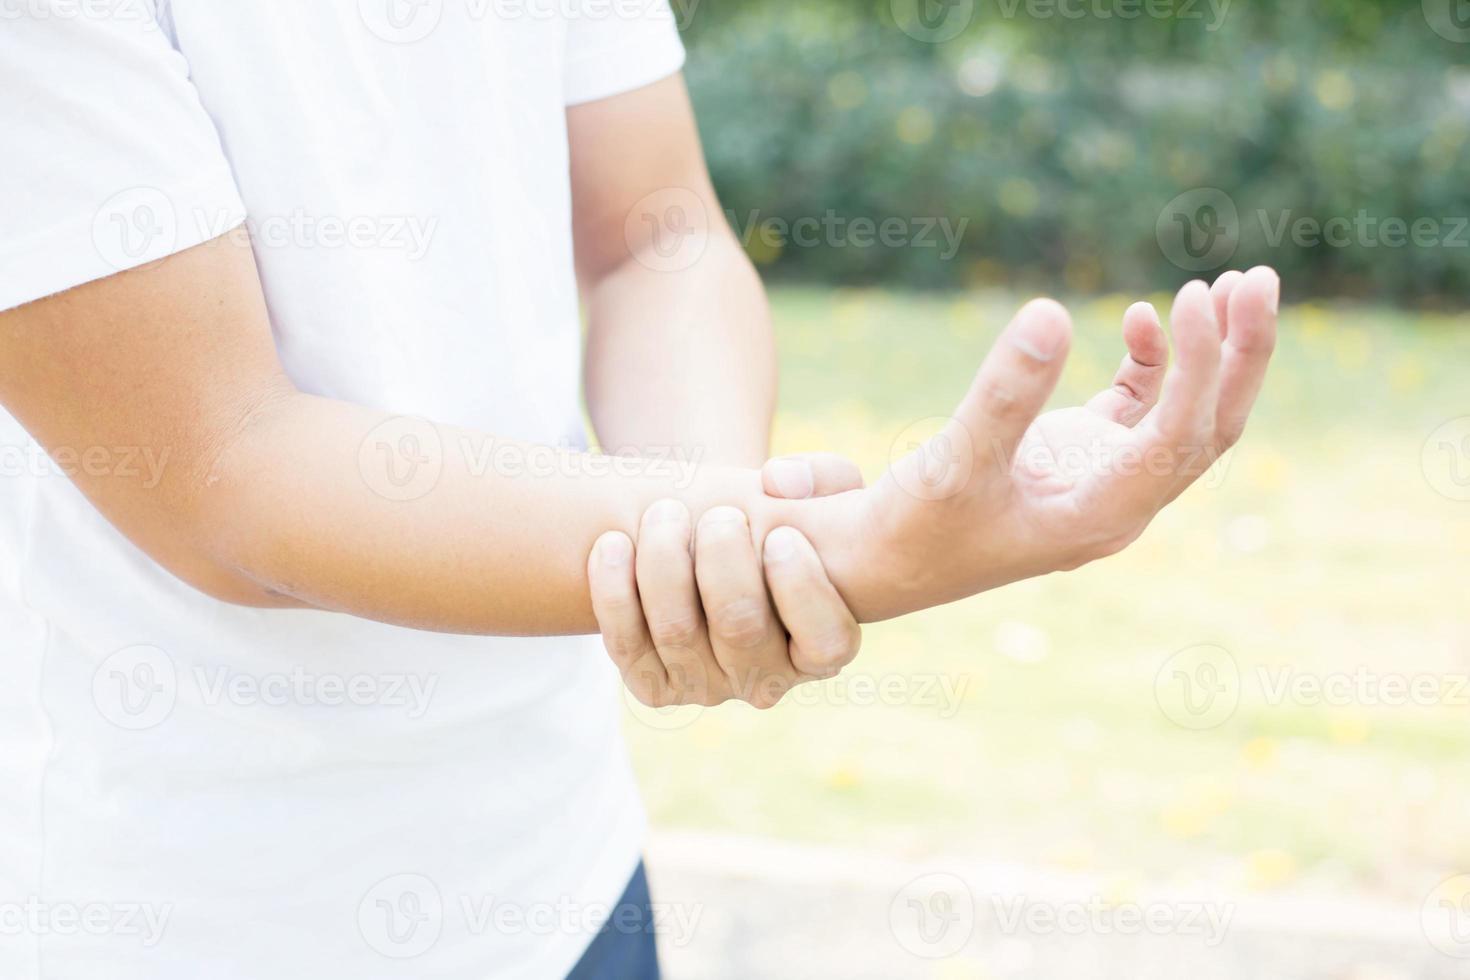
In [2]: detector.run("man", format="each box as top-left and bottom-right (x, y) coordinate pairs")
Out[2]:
(0, 1), (1278, 977)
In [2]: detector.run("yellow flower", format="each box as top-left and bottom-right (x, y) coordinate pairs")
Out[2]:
(1243, 736), (1278, 768)
(1246, 849), (1298, 890)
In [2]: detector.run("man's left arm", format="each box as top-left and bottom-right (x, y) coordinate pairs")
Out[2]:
(570, 73), (775, 468)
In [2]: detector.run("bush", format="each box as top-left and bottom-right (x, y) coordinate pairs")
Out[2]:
(682, 2), (1470, 303)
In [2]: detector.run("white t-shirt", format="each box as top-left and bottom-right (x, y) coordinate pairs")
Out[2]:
(0, 2), (685, 977)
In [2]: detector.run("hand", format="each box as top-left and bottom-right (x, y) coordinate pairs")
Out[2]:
(587, 454), (866, 709)
(775, 268), (1280, 622)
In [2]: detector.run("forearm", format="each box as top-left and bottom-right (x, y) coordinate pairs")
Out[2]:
(198, 388), (791, 635)
(584, 231), (776, 467)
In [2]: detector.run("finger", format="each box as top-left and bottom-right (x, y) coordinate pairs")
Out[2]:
(762, 452), (866, 499)
(1085, 301), (1168, 426)
(761, 526), (861, 679)
(939, 298), (1073, 484)
(1104, 281), (1223, 516)
(693, 506), (797, 709)
(1214, 266), (1279, 450)
(1149, 279), (1223, 447)
(1209, 269), (1245, 338)
(634, 499), (727, 706)
(588, 532), (667, 708)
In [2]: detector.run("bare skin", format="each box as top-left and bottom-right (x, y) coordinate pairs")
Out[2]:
(0, 72), (1279, 710)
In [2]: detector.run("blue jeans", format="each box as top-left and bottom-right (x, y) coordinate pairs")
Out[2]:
(565, 862), (661, 980)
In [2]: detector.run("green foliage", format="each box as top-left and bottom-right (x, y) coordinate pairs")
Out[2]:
(682, 3), (1470, 302)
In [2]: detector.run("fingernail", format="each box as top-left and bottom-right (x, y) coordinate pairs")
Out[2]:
(1010, 302), (1066, 362)
(767, 457), (814, 499)
(764, 526), (799, 562)
(1266, 271), (1280, 315)
(598, 534), (630, 567)
(644, 498), (687, 525)
(701, 505), (747, 527)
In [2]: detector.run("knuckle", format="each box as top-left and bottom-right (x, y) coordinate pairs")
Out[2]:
(709, 598), (771, 649)
(805, 625), (861, 671)
(602, 633), (642, 664)
(648, 614), (703, 651)
(978, 379), (1023, 422)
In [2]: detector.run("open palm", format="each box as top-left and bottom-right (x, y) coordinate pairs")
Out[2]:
(836, 268), (1279, 622)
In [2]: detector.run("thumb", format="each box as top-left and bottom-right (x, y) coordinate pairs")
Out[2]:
(762, 452), (866, 499)
(950, 298), (1072, 475)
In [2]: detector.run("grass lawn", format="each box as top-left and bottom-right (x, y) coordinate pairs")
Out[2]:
(623, 286), (1470, 905)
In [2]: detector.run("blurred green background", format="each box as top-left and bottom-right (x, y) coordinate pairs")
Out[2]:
(625, 3), (1470, 973)
(680, 0), (1469, 303)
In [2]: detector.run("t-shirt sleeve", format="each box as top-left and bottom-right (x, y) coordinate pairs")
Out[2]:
(561, 0), (687, 107)
(0, 2), (247, 312)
